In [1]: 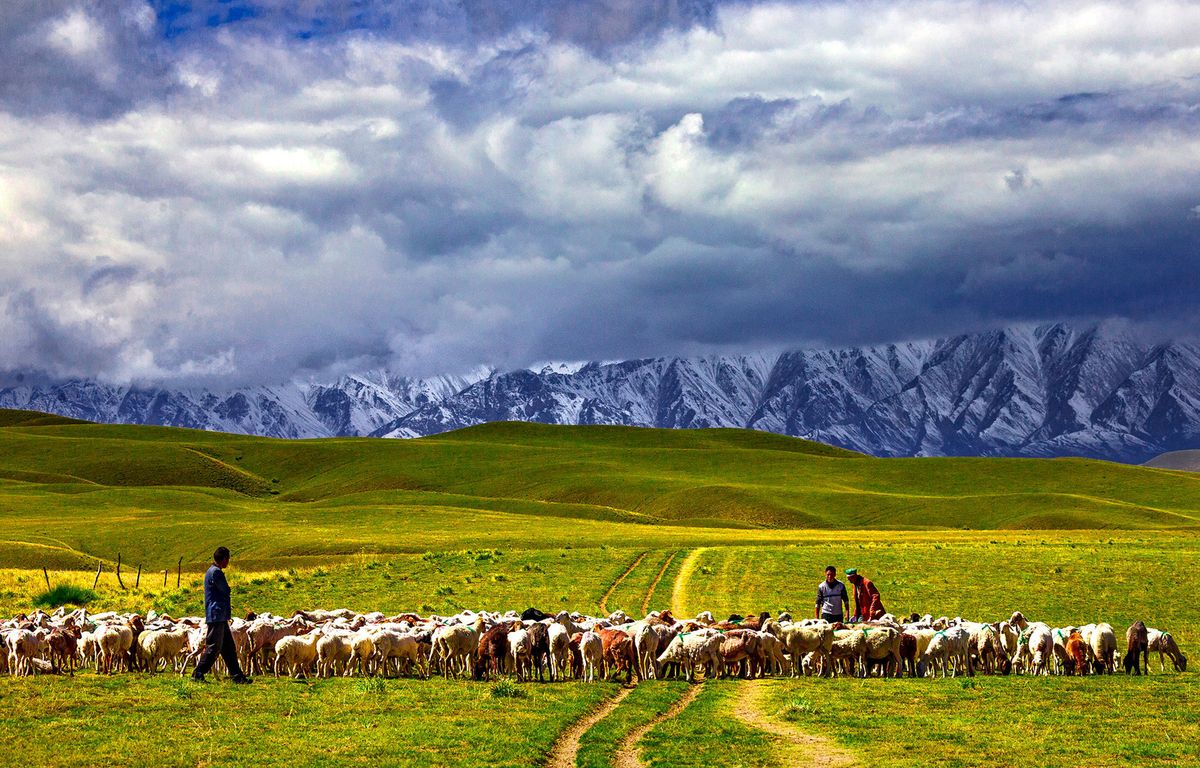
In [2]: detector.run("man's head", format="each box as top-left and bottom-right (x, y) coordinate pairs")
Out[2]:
(213, 546), (231, 567)
(846, 567), (861, 584)
(824, 565), (837, 584)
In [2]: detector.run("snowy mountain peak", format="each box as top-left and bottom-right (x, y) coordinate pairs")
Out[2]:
(2, 323), (1197, 462)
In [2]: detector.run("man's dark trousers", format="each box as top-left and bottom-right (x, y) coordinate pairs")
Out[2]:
(193, 621), (245, 679)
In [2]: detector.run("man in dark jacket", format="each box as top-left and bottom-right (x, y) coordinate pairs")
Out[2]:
(191, 546), (251, 683)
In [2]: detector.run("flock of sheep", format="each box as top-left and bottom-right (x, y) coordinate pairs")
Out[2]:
(3, 604), (1188, 682)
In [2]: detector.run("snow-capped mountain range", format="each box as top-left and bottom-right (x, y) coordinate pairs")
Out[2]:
(3, 323), (1198, 463)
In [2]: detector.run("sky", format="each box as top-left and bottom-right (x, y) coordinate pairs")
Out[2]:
(1, 0), (1199, 386)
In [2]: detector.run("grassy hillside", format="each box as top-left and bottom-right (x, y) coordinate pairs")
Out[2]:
(2, 409), (1197, 768)
(2, 410), (1200, 570)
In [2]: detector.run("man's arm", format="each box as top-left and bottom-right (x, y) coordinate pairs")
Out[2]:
(215, 568), (232, 617)
(815, 585), (823, 619)
(841, 584), (850, 614)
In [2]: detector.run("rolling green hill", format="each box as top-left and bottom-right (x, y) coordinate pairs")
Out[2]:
(1, 409), (1199, 568)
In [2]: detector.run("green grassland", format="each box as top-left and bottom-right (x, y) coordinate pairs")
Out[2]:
(1, 415), (1199, 572)
(1, 410), (1198, 767)
(0, 674), (613, 768)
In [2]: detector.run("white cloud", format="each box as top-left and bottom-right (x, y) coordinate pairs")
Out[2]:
(2, 1), (1200, 384)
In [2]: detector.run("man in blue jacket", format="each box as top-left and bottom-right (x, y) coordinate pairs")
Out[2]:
(191, 546), (251, 683)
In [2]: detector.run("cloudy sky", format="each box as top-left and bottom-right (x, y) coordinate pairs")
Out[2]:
(2, 0), (1199, 385)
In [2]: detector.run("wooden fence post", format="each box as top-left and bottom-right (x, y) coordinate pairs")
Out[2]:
(116, 554), (126, 590)
(163, 569), (168, 587)
(92, 562), (102, 590)
(135, 564), (141, 589)
(177, 557), (183, 588)
(42, 567), (51, 591)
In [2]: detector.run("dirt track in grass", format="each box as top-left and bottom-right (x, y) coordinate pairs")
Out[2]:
(546, 686), (635, 768)
(612, 683), (703, 768)
(598, 551), (648, 614)
(732, 679), (857, 768)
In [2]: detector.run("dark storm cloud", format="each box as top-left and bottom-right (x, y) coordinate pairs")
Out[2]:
(2, 0), (1200, 385)
(0, 1), (175, 118)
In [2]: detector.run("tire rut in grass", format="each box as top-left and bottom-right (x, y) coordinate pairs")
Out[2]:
(545, 686), (634, 768)
(599, 551), (648, 615)
(670, 547), (706, 615)
(612, 683), (702, 768)
(732, 679), (856, 768)
(640, 551), (678, 615)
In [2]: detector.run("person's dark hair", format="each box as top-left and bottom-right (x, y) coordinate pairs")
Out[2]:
(214, 546), (231, 563)
(824, 565), (836, 574)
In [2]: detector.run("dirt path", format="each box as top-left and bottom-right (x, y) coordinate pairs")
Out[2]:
(670, 547), (706, 615)
(612, 683), (703, 768)
(732, 679), (857, 768)
(545, 686), (634, 768)
(598, 551), (648, 615)
(640, 551), (678, 615)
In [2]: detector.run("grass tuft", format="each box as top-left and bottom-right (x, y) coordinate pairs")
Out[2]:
(490, 679), (528, 699)
(33, 584), (98, 607)
(355, 676), (387, 695)
(780, 696), (815, 720)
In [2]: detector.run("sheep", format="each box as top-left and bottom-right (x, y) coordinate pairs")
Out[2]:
(1080, 623), (1116, 674)
(717, 629), (761, 679)
(429, 617), (483, 679)
(1146, 627), (1187, 673)
(1065, 631), (1090, 676)
(1050, 627), (1077, 674)
(274, 632), (320, 678)
(547, 622), (571, 681)
(973, 623), (1004, 675)
(1124, 621), (1149, 675)
(655, 630), (722, 683)
(925, 627), (972, 678)
(96, 624), (132, 675)
(47, 627), (80, 675)
(473, 623), (511, 681)
(316, 631), (354, 678)
(7, 628), (43, 676)
(508, 625), (533, 682)
(373, 630), (424, 678)
(525, 622), (551, 682)
(597, 627), (639, 684)
(778, 622), (834, 677)
(758, 631), (789, 676)
(78, 629), (102, 670)
(346, 630), (376, 677)
(580, 631), (605, 682)
(1024, 624), (1055, 676)
(630, 621), (660, 680)
(138, 628), (191, 673)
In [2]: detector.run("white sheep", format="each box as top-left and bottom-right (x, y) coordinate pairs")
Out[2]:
(138, 628), (191, 673)
(429, 617), (483, 679)
(372, 630), (424, 678)
(508, 626), (533, 681)
(1146, 627), (1187, 672)
(316, 631), (353, 678)
(779, 622), (834, 677)
(547, 622), (571, 681)
(274, 632), (320, 678)
(655, 630), (722, 682)
(580, 631), (605, 682)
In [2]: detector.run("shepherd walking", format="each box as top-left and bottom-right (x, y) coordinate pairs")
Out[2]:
(191, 546), (252, 684)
